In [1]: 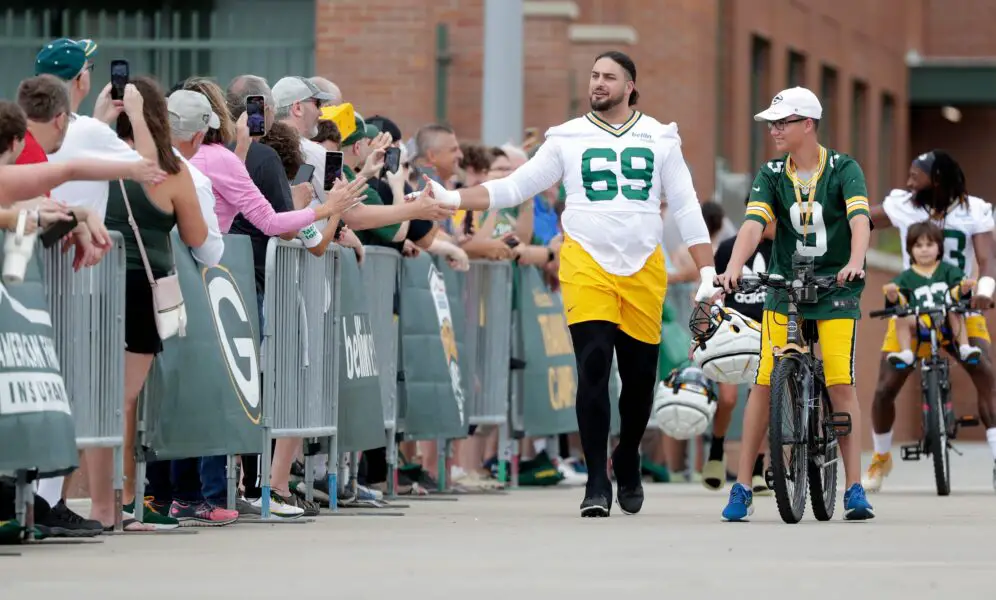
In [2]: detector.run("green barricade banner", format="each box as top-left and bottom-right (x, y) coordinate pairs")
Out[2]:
(518, 266), (578, 437)
(436, 257), (472, 405)
(0, 235), (78, 476)
(142, 233), (262, 460)
(337, 249), (386, 453)
(658, 302), (692, 380)
(398, 254), (466, 440)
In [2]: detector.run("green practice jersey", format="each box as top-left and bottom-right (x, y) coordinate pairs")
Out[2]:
(745, 147), (870, 320)
(891, 262), (965, 310)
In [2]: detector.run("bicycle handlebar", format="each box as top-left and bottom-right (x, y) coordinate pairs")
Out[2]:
(732, 272), (841, 294)
(869, 300), (977, 320)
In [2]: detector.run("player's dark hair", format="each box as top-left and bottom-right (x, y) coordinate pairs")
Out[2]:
(594, 50), (639, 106)
(930, 150), (967, 208)
(701, 201), (725, 238)
(905, 221), (944, 263)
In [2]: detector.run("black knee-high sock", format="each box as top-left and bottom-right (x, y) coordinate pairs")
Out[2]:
(612, 331), (660, 483)
(569, 320), (617, 493)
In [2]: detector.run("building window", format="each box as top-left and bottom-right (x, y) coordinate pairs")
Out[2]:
(750, 35), (771, 171)
(878, 93), (896, 199)
(876, 92), (900, 254)
(820, 66), (838, 147)
(851, 80), (868, 164)
(788, 51), (806, 87)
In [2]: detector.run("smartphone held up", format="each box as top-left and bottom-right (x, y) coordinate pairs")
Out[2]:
(246, 95), (266, 137)
(110, 59), (129, 100)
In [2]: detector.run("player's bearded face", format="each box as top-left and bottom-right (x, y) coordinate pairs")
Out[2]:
(589, 82), (625, 111)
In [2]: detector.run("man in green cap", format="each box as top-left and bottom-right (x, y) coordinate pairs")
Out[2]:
(32, 37), (180, 533)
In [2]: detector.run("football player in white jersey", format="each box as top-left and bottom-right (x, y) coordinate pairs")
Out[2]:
(864, 150), (996, 491)
(424, 51), (718, 517)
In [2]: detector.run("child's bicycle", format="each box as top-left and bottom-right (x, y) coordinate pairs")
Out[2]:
(869, 298), (985, 496)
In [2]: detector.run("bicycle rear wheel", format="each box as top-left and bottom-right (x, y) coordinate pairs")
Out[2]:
(808, 363), (838, 521)
(924, 368), (951, 496)
(769, 357), (809, 524)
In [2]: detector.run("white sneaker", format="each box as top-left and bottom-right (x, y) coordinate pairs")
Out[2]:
(553, 457), (588, 486)
(250, 493), (304, 518)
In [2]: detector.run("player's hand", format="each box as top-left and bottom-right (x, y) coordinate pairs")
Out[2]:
(883, 282), (900, 303)
(694, 266), (721, 302)
(714, 270), (741, 295)
(837, 261), (865, 285)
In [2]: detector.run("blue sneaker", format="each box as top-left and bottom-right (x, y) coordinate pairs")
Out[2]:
(844, 483), (875, 520)
(722, 482), (754, 521)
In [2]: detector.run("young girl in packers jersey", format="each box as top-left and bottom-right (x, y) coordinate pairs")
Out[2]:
(884, 221), (982, 368)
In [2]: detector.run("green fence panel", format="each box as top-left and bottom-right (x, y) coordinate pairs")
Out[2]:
(337, 249), (387, 453)
(0, 233), (78, 477)
(397, 254), (466, 440)
(141, 233), (262, 460)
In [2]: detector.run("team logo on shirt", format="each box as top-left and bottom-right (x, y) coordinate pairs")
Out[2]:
(202, 266), (261, 424)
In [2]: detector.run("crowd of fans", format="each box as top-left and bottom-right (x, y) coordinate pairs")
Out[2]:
(0, 36), (720, 543)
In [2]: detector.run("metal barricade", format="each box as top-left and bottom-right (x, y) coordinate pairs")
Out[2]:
(464, 260), (513, 426)
(42, 232), (126, 529)
(358, 246), (401, 493)
(259, 240), (340, 517)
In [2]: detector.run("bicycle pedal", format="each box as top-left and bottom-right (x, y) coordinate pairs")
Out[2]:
(829, 412), (852, 437)
(949, 443), (964, 457)
(956, 415), (980, 428)
(900, 444), (921, 461)
(764, 466), (775, 490)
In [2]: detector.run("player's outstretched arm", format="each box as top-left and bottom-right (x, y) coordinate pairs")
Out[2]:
(427, 140), (564, 211)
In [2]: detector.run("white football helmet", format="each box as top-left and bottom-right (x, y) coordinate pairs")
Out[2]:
(689, 303), (762, 385)
(652, 366), (717, 440)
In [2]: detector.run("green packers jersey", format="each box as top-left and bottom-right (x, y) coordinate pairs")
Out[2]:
(892, 262), (965, 310)
(745, 147), (870, 320)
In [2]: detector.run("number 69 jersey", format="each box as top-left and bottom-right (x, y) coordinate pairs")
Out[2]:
(552, 111), (702, 276)
(744, 148), (870, 320)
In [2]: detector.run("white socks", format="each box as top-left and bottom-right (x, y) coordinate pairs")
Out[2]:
(959, 344), (982, 362)
(872, 431), (893, 455)
(987, 428), (996, 461)
(37, 477), (63, 506)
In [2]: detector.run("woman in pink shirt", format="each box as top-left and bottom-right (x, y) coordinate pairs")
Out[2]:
(182, 79), (362, 234)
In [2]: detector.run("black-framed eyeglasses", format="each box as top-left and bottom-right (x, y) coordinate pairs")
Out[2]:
(767, 117), (807, 131)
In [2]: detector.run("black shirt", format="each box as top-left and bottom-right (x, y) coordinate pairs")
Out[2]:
(368, 177), (435, 248)
(227, 141), (293, 294)
(714, 236), (773, 322)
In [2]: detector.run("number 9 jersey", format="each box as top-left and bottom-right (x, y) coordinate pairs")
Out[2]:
(744, 147), (870, 320)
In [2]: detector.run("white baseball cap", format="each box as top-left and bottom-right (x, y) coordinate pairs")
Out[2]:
(271, 76), (333, 108)
(167, 90), (220, 135)
(753, 87), (823, 122)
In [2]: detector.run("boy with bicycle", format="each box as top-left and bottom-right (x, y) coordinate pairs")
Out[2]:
(883, 221), (982, 369)
(714, 87), (875, 522)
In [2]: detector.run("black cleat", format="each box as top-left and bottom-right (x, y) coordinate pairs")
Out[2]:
(580, 494), (611, 518)
(611, 448), (644, 515)
(616, 484), (644, 515)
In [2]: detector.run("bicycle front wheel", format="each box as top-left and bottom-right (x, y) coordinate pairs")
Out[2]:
(769, 357), (810, 524)
(924, 368), (951, 496)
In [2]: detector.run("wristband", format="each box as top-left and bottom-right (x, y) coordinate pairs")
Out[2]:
(299, 224), (323, 249)
(977, 276), (995, 299)
(427, 178), (461, 208)
(699, 266), (717, 285)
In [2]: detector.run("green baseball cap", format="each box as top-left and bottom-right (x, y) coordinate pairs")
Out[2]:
(341, 113), (380, 147)
(35, 38), (98, 81)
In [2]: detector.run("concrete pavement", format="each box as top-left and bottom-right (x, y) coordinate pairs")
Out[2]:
(1, 444), (993, 599)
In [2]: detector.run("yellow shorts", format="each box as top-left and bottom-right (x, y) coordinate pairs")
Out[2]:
(880, 313), (990, 358)
(558, 236), (666, 345)
(756, 310), (856, 387)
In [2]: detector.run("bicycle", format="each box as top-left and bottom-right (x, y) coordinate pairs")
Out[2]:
(868, 298), (983, 496)
(732, 253), (854, 524)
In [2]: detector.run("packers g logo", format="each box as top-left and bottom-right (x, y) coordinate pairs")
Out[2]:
(202, 266), (261, 424)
